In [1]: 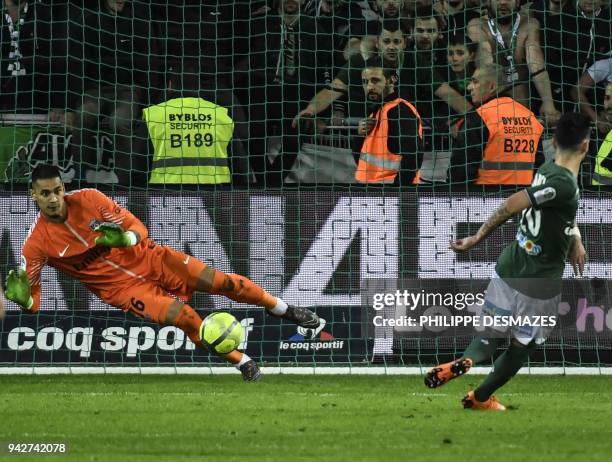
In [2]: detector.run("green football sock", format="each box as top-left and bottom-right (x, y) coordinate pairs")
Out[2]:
(474, 341), (536, 402)
(462, 337), (504, 364)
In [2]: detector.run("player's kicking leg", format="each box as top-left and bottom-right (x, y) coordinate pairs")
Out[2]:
(424, 357), (473, 389)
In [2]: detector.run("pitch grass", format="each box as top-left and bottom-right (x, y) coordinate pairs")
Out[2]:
(1, 375), (610, 462)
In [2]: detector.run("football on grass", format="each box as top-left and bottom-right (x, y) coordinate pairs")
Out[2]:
(200, 312), (243, 354)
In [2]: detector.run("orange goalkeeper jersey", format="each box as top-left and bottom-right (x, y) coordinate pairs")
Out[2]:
(21, 188), (150, 312)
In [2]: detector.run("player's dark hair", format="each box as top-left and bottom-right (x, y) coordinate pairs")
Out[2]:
(30, 164), (61, 185)
(554, 113), (592, 151)
(364, 57), (398, 82)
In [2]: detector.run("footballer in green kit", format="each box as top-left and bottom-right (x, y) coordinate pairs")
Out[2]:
(424, 113), (590, 411)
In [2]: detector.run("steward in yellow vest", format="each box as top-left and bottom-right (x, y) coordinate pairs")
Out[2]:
(355, 64), (423, 185)
(592, 129), (612, 185)
(144, 68), (233, 184)
(449, 64), (544, 185)
(144, 97), (232, 184)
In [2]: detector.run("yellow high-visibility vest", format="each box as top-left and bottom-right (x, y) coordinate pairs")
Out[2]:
(144, 97), (232, 184)
(592, 129), (612, 186)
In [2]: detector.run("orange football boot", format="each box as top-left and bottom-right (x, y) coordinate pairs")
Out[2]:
(462, 391), (506, 411)
(424, 358), (473, 388)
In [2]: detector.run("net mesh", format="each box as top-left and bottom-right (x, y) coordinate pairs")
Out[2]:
(0, 1), (611, 369)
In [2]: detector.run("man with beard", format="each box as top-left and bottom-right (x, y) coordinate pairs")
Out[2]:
(592, 82), (612, 186)
(403, 12), (472, 155)
(359, 0), (407, 57)
(293, 19), (470, 139)
(467, 0), (560, 126)
(354, 62), (423, 185)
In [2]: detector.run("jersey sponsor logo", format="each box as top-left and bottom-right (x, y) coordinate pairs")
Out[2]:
(533, 186), (557, 205)
(183, 256), (190, 265)
(72, 246), (112, 272)
(59, 244), (70, 257)
(516, 230), (542, 256)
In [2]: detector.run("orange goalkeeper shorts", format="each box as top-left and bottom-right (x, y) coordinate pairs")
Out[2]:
(97, 243), (206, 323)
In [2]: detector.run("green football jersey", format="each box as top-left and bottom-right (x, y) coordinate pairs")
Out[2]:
(496, 161), (580, 287)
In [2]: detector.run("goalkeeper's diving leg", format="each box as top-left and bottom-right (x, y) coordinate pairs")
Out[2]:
(201, 267), (323, 333)
(160, 247), (325, 337)
(165, 299), (261, 382)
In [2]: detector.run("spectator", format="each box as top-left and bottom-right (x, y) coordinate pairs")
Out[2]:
(563, 0), (611, 76)
(449, 63), (544, 185)
(0, 0), (59, 114)
(144, 65), (235, 186)
(405, 0), (436, 17)
(435, 0), (481, 37)
(404, 12), (472, 152)
(303, 0), (375, 67)
(293, 19), (409, 127)
(527, 0), (574, 114)
(575, 57), (612, 136)
(592, 82), (612, 186)
(355, 63), (423, 185)
(68, 0), (160, 185)
(293, 18), (471, 143)
(238, 0), (329, 185)
(447, 33), (477, 101)
(164, 2), (251, 185)
(360, 1), (407, 58)
(467, 0), (561, 126)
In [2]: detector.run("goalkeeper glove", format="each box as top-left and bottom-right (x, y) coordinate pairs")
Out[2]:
(5, 269), (33, 310)
(94, 222), (138, 248)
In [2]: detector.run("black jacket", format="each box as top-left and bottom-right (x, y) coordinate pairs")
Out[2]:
(243, 13), (331, 88)
(0, 2), (56, 112)
(68, 1), (160, 108)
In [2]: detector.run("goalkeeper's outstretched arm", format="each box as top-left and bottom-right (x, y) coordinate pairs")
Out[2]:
(451, 190), (532, 252)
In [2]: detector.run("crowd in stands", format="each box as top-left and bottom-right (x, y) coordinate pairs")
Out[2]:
(0, 0), (610, 188)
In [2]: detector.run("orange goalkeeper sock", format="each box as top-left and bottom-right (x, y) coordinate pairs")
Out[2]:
(173, 304), (247, 367)
(222, 350), (243, 364)
(173, 304), (203, 345)
(210, 271), (278, 309)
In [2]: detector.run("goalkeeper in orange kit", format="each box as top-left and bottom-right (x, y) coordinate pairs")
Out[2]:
(4, 164), (324, 381)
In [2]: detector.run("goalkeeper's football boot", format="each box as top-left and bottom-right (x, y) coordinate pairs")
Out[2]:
(281, 305), (321, 329)
(424, 358), (473, 388)
(239, 360), (262, 382)
(462, 391), (506, 411)
(297, 317), (327, 340)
